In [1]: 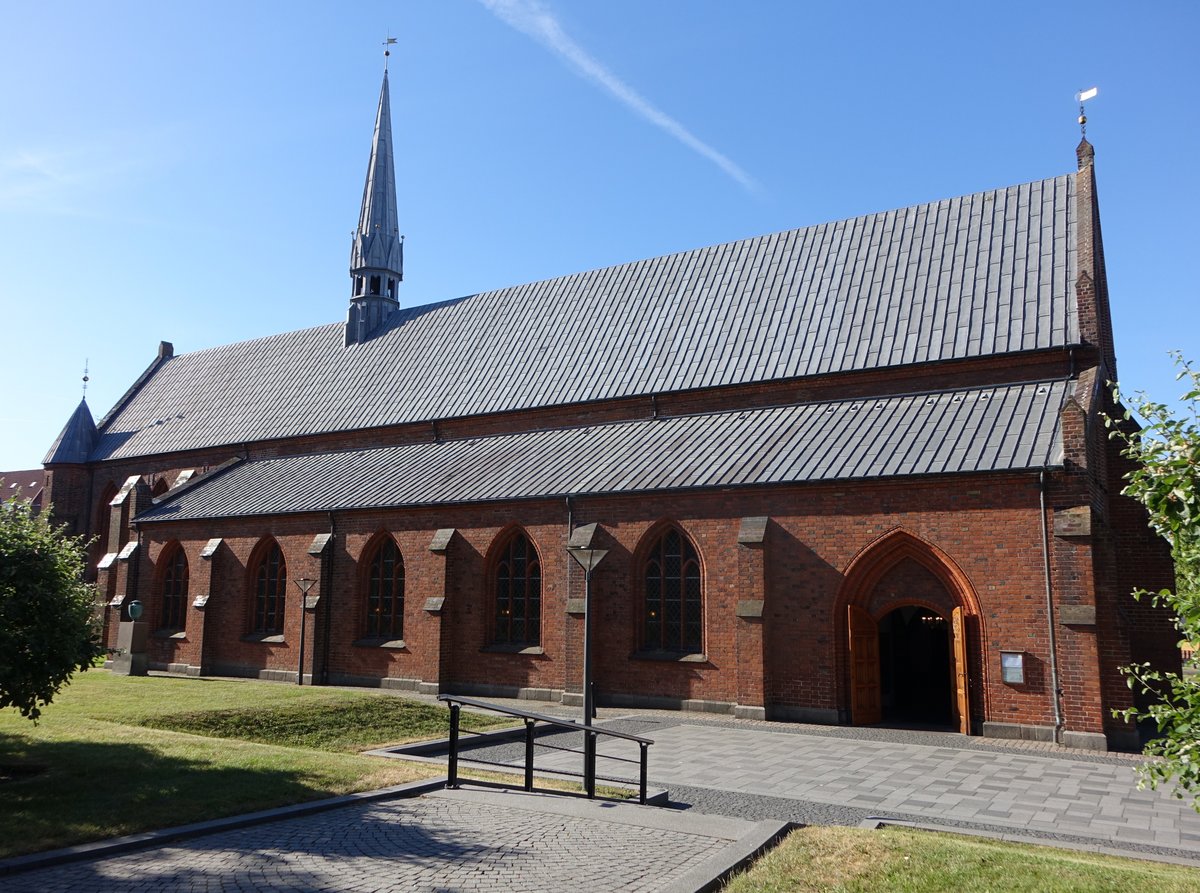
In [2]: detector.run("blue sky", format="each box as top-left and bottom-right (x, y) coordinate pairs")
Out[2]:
(0, 0), (1196, 470)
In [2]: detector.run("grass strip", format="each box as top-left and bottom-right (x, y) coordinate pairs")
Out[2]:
(0, 672), (473, 857)
(137, 694), (511, 752)
(722, 826), (1200, 892)
(0, 719), (435, 859)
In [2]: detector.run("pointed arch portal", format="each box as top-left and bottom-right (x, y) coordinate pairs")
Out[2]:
(840, 530), (978, 735)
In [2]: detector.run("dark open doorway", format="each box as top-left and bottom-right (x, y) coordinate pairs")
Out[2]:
(878, 605), (952, 727)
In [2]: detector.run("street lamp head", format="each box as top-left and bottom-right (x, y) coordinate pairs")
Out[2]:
(566, 547), (608, 573)
(294, 577), (319, 611)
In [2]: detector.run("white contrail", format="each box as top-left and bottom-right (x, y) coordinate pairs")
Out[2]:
(478, 0), (759, 194)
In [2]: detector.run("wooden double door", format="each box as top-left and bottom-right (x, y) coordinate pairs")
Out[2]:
(848, 604), (970, 734)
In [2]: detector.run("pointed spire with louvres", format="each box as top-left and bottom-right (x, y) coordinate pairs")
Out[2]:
(346, 70), (404, 346)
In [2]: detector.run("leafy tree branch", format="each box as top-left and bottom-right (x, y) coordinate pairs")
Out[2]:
(0, 498), (104, 721)
(1108, 352), (1200, 809)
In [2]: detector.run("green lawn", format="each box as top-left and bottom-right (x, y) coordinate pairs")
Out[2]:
(0, 671), (507, 858)
(138, 690), (494, 751)
(723, 826), (1200, 892)
(13, 673), (1194, 889)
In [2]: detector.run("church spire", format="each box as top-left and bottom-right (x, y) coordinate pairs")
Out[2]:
(44, 398), (97, 465)
(346, 67), (404, 346)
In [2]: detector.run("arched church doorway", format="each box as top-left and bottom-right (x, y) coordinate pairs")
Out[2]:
(879, 606), (951, 726)
(843, 536), (977, 735)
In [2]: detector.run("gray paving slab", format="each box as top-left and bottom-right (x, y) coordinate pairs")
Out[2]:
(2, 786), (783, 893)
(451, 718), (1200, 862)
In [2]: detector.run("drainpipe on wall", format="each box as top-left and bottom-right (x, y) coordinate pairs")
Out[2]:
(1039, 470), (1065, 743)
(565, 494), (574, 600)
(320, 512), (335, 685)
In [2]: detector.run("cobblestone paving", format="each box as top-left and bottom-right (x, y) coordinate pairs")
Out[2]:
(5, 789), (755, 893)
(510, 722), (1200, 855)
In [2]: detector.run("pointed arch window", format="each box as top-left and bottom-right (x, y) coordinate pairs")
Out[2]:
(364, 537), (405, 639)
(493, 532), (541, 647)
(252, 542), (287, 635)
(159, 544), (188, 631)
(643, 528), (703, 653)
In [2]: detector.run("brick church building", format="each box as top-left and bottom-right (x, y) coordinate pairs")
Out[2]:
(42, 71), (1176, 751)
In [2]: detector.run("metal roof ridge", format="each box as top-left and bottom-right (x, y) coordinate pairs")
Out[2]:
(93, 352), (175, 434)
(93, 325), (343, 437)
(238, 171), (1079, 341)
(359, 170), (1080, 325)
(159, 321), (344, 362)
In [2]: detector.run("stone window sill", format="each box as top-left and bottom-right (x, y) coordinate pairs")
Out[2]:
(241, 633), (285, 645)
(633, 650), (708, 663)
(354, 637), (407, 650)
(153, 629), (187, 640)
(482, 643), (545, 656)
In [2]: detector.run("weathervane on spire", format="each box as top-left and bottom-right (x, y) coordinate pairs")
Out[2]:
(383, 35), (397, 71)
(1076, 87), (1098, 138)
(81, 359), (90, 399)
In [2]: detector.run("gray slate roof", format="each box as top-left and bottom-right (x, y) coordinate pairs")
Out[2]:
(137, 379), (1067, 522)
(44, 399), (98, 465)
(94, 174), (1078, 463)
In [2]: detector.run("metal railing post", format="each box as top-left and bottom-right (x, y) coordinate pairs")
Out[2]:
(639, 742), (648, 805)
(447, 702), (460, 789)
(524, 719), (535, 792)
(436, 693), (652, 803)
(585, 730), (597, 798)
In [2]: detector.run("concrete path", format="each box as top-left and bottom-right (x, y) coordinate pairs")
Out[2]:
(2, 787), (782, 893)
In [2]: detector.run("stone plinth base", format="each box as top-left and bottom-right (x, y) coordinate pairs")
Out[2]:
(112, 621), (149, 676)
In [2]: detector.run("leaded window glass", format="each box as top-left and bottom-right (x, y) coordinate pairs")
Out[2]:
(160, 545), (188, 631)
(366, 538), (404, 639)
(253, 542), (286, 635)
(643, 529), (702, 653)
(494, 533), (540, 646)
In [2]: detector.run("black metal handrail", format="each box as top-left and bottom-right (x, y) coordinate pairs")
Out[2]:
(438, 694), (654, 804)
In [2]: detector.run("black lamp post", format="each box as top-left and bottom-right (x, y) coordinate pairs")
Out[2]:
(566, 544), (607, 797)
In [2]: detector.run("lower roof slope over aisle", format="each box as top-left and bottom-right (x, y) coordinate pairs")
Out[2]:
(137, 380), (1068, 523)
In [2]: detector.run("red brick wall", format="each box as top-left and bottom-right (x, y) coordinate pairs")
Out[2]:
(1106, 423), (1181, 697)
(138, 536), (206, 671)
(135, 472), (1109, 734)
(52, 340), (1177, 748)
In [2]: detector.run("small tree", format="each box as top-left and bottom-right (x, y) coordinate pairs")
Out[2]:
(0, 498), (104, 721)
(1108, 352), (1200, 810)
